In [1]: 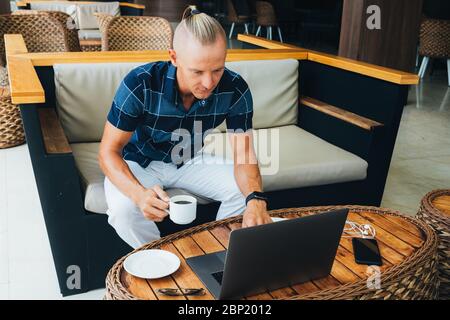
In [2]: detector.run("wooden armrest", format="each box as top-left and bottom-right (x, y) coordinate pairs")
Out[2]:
(38, 108), (72, 154)
(119, 2), (145, 10)
(15, 1), (145, 10)
(300, 97), (383, 131)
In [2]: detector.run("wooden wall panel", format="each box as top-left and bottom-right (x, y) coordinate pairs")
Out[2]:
(339, 0), (423, 72)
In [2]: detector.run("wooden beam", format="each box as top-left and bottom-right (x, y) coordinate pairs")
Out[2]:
(16, 1), (145, 9)
(4, 34), (28, 56)
(300, 97), (384, 131)
(17, 49), (309, 66)
(118, 2), (145, 10)
(5, 34), (45, 104)
(238, 34), (419, 85)
(307, 51), (419, 85)
(38, 108), (72, 154)
(237, 34), (301, 50)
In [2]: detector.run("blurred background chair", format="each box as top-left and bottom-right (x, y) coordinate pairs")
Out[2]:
(418, 17), (450, 86)
(255, 1), (282, 42)
(0, 11), (81, 148)
(95, 14), (172, 51)
(226, 0), (250, 39)
(0, 95), (25, 149)
(1, 10), (81, 63)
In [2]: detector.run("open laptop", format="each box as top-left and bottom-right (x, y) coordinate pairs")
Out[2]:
(186, 209), (348, 300)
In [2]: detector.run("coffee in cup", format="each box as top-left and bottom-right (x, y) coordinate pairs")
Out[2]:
(168, 195), (197, 225)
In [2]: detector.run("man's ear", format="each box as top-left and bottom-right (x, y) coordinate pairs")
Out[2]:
(168, 49), (177, 66)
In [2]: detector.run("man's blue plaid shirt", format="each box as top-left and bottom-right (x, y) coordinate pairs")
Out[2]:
(107, 61), (253, 167)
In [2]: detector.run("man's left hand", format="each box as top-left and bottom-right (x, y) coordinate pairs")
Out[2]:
(242, 199), (272, 228)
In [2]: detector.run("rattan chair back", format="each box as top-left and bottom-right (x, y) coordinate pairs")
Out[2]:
(96, 15), (172, 51)
(255, 1), (278, 26)
(419, 17), (450, 58)
(0, 11), (81, 66)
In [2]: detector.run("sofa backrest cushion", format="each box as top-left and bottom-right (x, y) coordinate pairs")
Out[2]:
(224, 59), (299, 131)
(77, 2), (120, 30)
(54, 59), (299, 143)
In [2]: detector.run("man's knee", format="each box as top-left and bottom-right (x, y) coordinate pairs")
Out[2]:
(106, 200), (139, 228)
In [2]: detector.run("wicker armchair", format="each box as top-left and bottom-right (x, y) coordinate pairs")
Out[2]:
(0, 11), (81, 148)
(226, 0), (250, 39)
(95, 14), (172, 51)
(418, 17), (450, 86)
(255, 1), (283, 42)
(0, 95), (25, 148)
(1, 11), (81, 62)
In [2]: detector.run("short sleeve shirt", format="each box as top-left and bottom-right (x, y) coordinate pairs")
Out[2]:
(107, 61), (253, 167)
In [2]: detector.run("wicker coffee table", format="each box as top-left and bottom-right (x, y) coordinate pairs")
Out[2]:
(105, 205), (439, 300)
(417, 189), (450, 299)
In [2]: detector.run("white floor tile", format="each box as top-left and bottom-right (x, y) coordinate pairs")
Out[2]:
(0, 149), (7, 234)
(8, 258), (61, 300)
(9, 281), (61, 300)
(0, 232), (9, 284)
(5, 145), (51, 262)
(0, 283), (9, 299)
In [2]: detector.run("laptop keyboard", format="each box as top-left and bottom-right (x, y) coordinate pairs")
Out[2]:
(211, 271), (224, 285)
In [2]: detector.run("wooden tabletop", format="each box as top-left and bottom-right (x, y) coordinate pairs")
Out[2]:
(106, 206), (438, 300)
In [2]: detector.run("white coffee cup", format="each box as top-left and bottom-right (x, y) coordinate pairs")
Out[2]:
(168, 195), (197, 225)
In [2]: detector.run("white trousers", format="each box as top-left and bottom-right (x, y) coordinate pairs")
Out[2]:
(104, 153), (246, 249)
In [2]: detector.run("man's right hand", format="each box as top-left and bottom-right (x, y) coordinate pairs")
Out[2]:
(134, 185), (170, 222)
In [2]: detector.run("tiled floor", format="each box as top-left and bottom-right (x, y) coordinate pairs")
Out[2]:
(0, 69), (448, 299)
(381, 73), (450, 214)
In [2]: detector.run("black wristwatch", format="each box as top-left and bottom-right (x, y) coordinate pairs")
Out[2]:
(245, 191), (269, 206)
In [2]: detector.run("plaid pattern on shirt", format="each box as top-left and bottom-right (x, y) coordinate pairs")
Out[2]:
(107, 61), (253, 167)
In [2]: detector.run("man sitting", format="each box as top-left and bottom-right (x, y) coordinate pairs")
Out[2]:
(99, 6), (271, 249)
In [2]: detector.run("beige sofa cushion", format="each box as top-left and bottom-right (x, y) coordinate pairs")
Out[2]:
(54, 59), (298, 143)
(203, 125), (368, 191)
(54, 62), (140, 143)
(223, 59), (298, 130)
(77, 2), (120, 30)
(72, 126), (367, 214)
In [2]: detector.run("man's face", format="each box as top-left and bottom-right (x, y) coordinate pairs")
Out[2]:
(170, 36), (227, 100)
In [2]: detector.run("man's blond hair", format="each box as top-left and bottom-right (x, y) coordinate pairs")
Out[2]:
(173, 5), (226, 47)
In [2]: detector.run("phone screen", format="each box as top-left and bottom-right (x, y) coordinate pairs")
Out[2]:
(352, 238), (382, 266)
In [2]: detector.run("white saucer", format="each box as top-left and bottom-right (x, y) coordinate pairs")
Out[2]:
(271, 217), (288, 222)
(124, 249), (181, 279)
